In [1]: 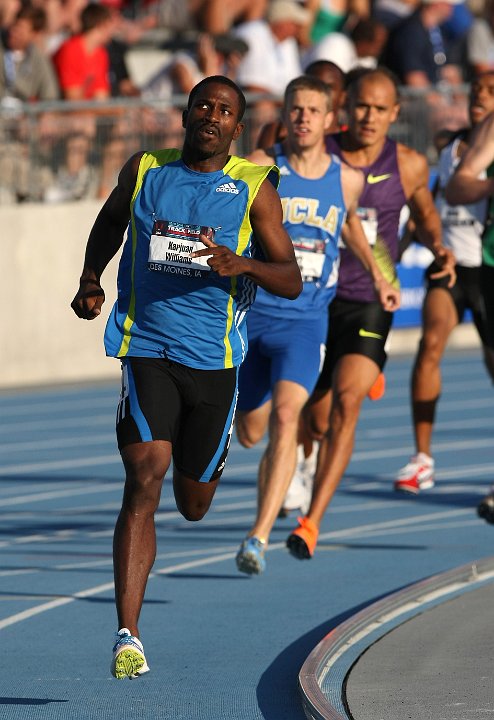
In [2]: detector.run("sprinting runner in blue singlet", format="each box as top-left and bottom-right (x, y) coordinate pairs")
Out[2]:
(234, 74), (399, 575)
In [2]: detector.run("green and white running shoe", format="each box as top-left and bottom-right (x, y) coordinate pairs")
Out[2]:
(111, 628), (150, 679)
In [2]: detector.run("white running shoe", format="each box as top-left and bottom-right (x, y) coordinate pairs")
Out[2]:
(111, 628), (150, 679)
(394, 453), (435, 494)
(282, 443), (318, 514)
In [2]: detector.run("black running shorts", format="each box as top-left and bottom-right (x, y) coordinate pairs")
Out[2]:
(116, 357), (238, 482)
(315, 298), (393, 392)
(426, 261), (489, 343)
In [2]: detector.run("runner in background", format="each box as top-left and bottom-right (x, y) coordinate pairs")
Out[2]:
(286, 67), (456, 561)
(234, 74), (399, 575)
(446, 83), (494, 523)
(395, 71), (494, 494)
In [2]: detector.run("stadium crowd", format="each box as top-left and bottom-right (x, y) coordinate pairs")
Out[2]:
(0, 0), (491, 202)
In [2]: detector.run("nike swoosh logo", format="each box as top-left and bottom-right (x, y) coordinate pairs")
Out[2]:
(367, 173), (392, 184)
(359, 328), (383, 339)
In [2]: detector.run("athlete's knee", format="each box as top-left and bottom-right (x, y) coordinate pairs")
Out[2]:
(236, 421), (261, 448)
(305, 388), (332, 441)
(332, 386), (363, 425)
(121, 452), (168, 513)
(174, 473), (219, 521)
(307, 412), (329, 441)
(417, 328), (448, 365)
(235, 412), (265, 448)
(177, 499), (211, 522)
(270, 401), (302, 436)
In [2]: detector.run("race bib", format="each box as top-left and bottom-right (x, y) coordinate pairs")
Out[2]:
(148, 220), (217, 278)
(356, 207), (378, 246)
(293, 237), (326, 282)
(437, 200), (476, 228)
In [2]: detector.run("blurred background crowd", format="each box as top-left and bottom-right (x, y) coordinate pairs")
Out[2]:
(0, 0), (491, 202)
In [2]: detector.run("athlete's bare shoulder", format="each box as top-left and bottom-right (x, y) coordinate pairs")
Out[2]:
(339, 160), (365, 210)
(247, 147), (276, 167)
(396, 142), (429, 198)
(340, 160), (365, 191)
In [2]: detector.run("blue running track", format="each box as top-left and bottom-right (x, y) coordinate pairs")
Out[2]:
(0, 347), (493, 719)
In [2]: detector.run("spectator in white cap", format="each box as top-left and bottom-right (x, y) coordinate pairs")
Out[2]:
(233, 0), (312, 141)
(234, 0), (311, 96)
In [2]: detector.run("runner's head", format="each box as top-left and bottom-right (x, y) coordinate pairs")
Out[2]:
(345, 67), (400, 148)
(469, 71), (494, 126)
(182, 76), (246, 161)
(283, 75), (334, 148)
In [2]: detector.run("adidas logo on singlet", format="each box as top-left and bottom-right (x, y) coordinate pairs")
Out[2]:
(216, 182), (239, 194)
(279, 166), (291, 176)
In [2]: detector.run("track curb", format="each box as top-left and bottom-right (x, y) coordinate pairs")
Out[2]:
(299, 555), (494, 720)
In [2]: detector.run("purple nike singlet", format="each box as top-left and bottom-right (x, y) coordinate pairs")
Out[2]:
(326, 134), (405, 303)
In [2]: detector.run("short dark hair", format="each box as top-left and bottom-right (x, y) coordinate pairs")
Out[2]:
(346, 66), (400, 102)
(305, 60), (345, 86)
(15, 5), (47, 32)
(284, 75), (333, 112)
(81, 3), (112, 33)
(187, 75), (246, 121)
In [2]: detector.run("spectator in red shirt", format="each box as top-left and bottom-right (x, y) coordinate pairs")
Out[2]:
(53, 3), (115, 100)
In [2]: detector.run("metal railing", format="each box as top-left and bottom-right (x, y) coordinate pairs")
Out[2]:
(0, 85), (470, 204)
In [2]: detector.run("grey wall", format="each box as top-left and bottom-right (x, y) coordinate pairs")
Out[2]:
(2, 201), (120, 388)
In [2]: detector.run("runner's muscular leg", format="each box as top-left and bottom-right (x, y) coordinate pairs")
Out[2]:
(301, 386), (334, 469)
(411, 288), (458, 456)
(250, 380), (309, 540)
(235, 401), (271, 449)
(113, 440), (172, 637)
(173, 471), (221, 522)
(307, 354), (379, 528)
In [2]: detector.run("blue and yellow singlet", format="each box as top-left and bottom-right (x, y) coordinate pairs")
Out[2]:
(104, 149), (279, 370)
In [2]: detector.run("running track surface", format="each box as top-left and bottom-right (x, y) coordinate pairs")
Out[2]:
(1, 346), (493, 719)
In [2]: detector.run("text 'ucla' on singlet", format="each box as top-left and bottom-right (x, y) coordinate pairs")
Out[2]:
(326, 134), (404, 303)
(253, 144), (346, 319)
(104, 149), (279, 370)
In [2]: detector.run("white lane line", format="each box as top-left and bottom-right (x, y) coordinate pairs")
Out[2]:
(0, 482), (120, 507)
(351, 437), (494, 462)
(0, 551), (242, 631)
(0, 415), (111, 436)
(0, 455), (121, 476)
(0, 434), (116, 454)
(364, 417), (493, 438)
(0, 508), (480, 629)
(0, 395), (117, 418)
(1, 432), (492, 478)
(364, 396), (494, 418)
(0, 518), (479, 579)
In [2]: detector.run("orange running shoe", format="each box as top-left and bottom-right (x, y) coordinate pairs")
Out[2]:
(286, 516), (319, 559)
(367, 372), (385, 401)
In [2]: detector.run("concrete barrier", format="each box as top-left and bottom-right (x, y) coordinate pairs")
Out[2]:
(1, 201), (481, 390)
(2, 200), (121, 389)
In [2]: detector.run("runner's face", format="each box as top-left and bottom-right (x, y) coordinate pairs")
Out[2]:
(347, 77), (399, 148)
(183, 82), (244, 159)
(284, 88), (333, 148)
(469, 74), (494, 125)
